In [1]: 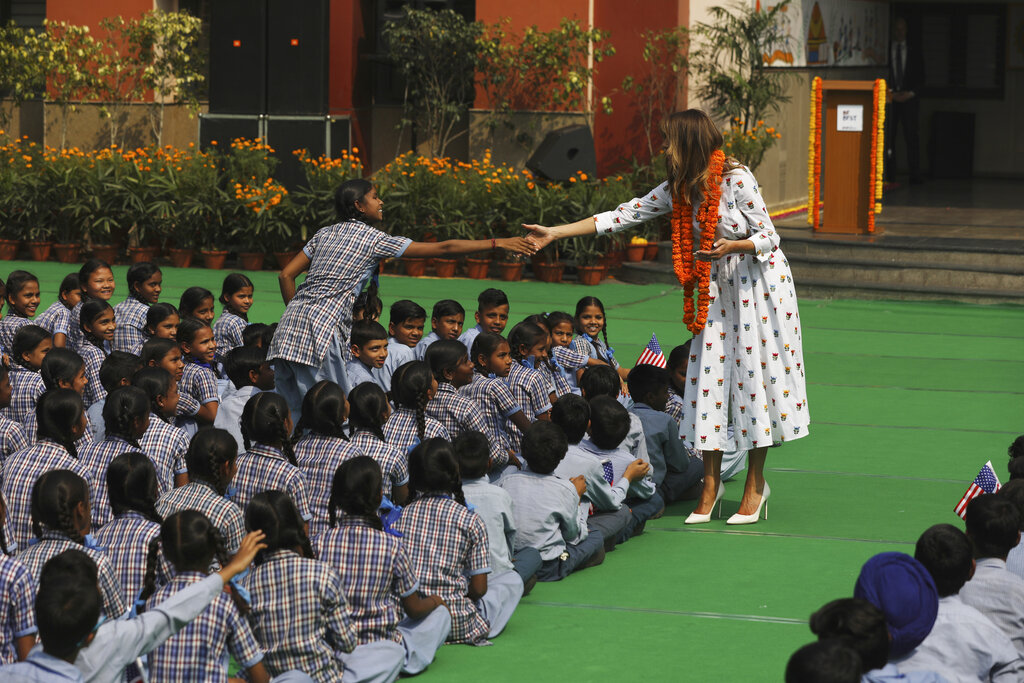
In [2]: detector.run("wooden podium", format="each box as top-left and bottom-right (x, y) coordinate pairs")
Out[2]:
(818, 80), (879, 234)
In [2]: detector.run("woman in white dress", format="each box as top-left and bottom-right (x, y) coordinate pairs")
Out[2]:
(525, 109), (809, 525)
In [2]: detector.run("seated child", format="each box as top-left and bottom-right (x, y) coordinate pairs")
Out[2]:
(1000, 479), (1024, 580)
(626, 364), (704, 504)
(375, 300), (425, 392)
(579, 365), (649, 465)
(395, 438), (522, 644)
(215, 346), (275, 455)
(807, 598), (906, 683)
(853, 552), (946, 677)
(346, 320), (389, 393)
(416, 299), (465, 360)
(959, 494), (1024, 656)
(0, 363), (29, 464)
(33, 272), (81, 348)
(454, 431), (541, 589)
(500, 421), (605, 582)
(578, 396), (664, 541)
(550, 395), (646, 550)
(86, 351), (143, 442)
(0, 270), (40, 356)
(546, 311), (589, 397)
(458, 288), (509, 353)
(906, 523), (1023, 680)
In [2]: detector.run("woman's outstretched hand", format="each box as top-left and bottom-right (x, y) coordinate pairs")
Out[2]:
(522, 224), (556, 251)
(695, 238), (735, 261)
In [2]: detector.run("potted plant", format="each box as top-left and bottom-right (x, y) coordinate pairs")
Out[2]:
(626, 235), (648, 262)
(229, 177), (293, 272)
(568, 235), (605, 286)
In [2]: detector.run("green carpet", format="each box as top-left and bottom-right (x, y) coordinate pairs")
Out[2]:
(9, 259), (1022, 681)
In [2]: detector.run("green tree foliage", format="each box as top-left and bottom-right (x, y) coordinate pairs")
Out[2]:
(620, 27), (688, 160)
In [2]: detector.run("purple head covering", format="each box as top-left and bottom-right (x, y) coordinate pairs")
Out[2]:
(853, 551), (939, 658)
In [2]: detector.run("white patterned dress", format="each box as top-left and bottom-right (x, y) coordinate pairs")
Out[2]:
(593, 166), (809, 452)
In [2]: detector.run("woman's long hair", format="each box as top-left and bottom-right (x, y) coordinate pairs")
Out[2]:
(661, 109), (740, 207)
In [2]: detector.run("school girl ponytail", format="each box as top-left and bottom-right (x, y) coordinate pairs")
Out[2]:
(407, 438), (466, 507)
(391, 361), (432, 440)
(36, 389), (85, 460)
(185, 428), (238, 495)
(31, 469), (90, 542)
(102, 386), (149, 450)
(245, 491), (314, 563)
(347, 382), (389, 443)
(162, 509), (249, 615)
(240, 392), (297, 466)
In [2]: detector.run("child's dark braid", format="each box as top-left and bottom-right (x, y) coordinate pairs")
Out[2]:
(601, 322), (611, 361)
(55, 489), (83, 543)
(211, 527), (250, 615)
(279, 421), (298, 467)
(451, 475), (467, 508)
(415, 392), (427, 440)
(0, 515), (8, 555)
(207, 447), (224, 495)
(138, 537), (161, 608)
(58, 431), (79, 461)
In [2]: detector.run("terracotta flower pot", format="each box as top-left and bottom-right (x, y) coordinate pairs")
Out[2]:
(610, 248), (626, 267)
(465, 258), (491, 280)
(577, 265), (604, 286)
(598, 254), (617, 270)
(167, 247), (194, 268)
(129, 246), (159, 264)
(91, 244), (120, 264)
(626, 244), (646, 262)
(532, 261), (564, 283)
(54, 243), (81, 263)
(237, 252), (266, 271)
(0, 239), (18, 260)
(433, 258), (458, 278)
(645, 243), (659, 260)
(27, 241), (53, 262)
(274, 250), (299, 269)
(401, 257), (427, 277)
(498, 261), (524, 282)
(201, 249), (229, 270)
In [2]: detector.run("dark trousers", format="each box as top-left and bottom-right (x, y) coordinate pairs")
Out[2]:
(620, 491), (665, 543)
(588, 506), (632, 551)
(887, 99), (920, 180)
(536, 531), (605, 581)
(512, 547), (543, 583)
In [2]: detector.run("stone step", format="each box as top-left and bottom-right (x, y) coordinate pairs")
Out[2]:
(787, 255), (1024, 291)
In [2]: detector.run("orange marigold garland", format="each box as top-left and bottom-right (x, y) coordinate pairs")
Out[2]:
(808, 77), (823, 231)
(867, 78), (887, 232)
(672, 149), (725, 335)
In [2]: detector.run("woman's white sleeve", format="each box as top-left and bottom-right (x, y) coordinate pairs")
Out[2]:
(732, 170), (779, 263)
(593, 182), (673, 235)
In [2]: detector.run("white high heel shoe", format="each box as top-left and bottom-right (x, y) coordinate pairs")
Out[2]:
(684, 482), (725, 524)
(726, 481), (770, 525)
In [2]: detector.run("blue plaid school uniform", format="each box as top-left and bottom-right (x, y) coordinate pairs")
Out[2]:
(348, 431), (409, 498)
(157, 480), (246, 554)
(580, 333), (620, 369)
(18, 530), (129, 619)
(0, 414), (29, 464)
(147, 570), (264, 682)
(1, 440), (92, 550)
(33, 301), (70, 337)
(67, 300), (85, 351)
(0, 554), (37, 665)
(93, 511), (171, 608)
(138, 414), (189, 491)
(666, 385), (687, 426)
(176, 390), (201, 420)
(242, 549), (357, 682)
(427, 383), (508, 469)
(0, 316), (31, 357)
(393, 494), (491, 644)
(213, 310), (247, 363)
(79, 342), (108, 408)
(294, 432), (364, 537)
(79, 435), (145, 529)
(112, 297), (148, 354)
(552, 339), (590, 394)
(504, 362), (553, 452)
(459, 373), (520, 455)
(7, 366), (44, 425)
(383, 408), (449, 456)
(232, 443), (313, 521)
(180, 360), (219, 408)
(312, 515), (419, 645)
(267, 221), (411, 395)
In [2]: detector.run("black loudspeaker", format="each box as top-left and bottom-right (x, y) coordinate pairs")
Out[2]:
(209, 0), (267, 114)
(266, 0), (329, 115)
(928, 111), (974, 179)
(265, 118), (329, 190)
(526, 124), (598, 181)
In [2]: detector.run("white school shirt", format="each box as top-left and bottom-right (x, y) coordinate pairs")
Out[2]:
(214, 384), (261, 455)
(959, 558), (1024, 658)
(555, 443), (630, 512)
(500, 470), (584, 560)
(374, 338), (416, 393)
(893, 593), (1024, 682)
(462, 476), (516, 575)
(577, 438), (657, 500)
(414, 331), (441, 361)
(346, 358), (388, 393)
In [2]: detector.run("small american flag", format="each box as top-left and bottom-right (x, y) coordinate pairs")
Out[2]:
(636, 334), (667, 368)
(954, 461), (1002, 520)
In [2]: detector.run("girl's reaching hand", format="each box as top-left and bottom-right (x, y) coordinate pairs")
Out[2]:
(218, 531), (268, 582)
(499, 236), (539, 255)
